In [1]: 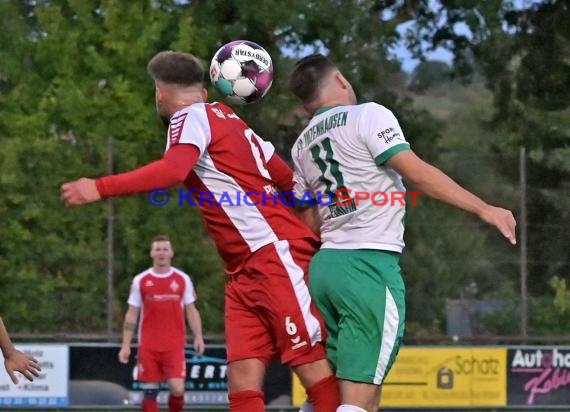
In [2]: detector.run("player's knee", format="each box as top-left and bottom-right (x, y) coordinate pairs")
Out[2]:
(228, 359), (265, 391)
(293, 358), (333, 388)
(169, 388), (184, 397)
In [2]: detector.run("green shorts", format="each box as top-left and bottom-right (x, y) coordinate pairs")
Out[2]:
(309, 248), (406, 385)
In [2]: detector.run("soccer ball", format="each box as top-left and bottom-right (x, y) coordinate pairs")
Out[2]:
(209, 40), (273, 105)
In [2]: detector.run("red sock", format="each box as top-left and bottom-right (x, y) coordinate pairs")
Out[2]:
(307, 375), (340, 412)
(228, 390), (264, 412)
(168, 394), (184, 412)
(142, 398), (158, 412)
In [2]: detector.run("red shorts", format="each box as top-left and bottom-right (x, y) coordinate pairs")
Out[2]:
(225, 238), (327, 366)
(136, 346), (186, 382)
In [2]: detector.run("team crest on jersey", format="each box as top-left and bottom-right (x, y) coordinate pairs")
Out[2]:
(144, 280), (154, 287)
(169, 280), (180, 292)
(169, 113), (187, 146)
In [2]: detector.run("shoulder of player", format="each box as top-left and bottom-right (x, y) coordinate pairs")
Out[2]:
(207, 101), (233, 112)
(204, 101), (242, 120)
(172, 101), (242, 125)
(170, 266), (192, 280)
(171, 103), (207, 120)
(132, 268), (153, 283)
(356, 102), (395, 117)
(353, 102), (401, 131)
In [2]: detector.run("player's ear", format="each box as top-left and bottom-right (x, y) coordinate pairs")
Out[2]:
(155, 81), (168, 102)
(201, 88), (208, 102)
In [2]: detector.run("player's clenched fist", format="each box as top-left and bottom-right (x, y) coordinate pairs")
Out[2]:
(60, 178), (101, 206)
(118, 346), (131, 364)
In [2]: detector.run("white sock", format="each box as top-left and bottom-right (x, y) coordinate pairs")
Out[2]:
(298, 400), (314, 412)
(337, 405), (367, 412)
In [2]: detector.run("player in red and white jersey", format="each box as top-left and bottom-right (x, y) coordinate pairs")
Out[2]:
(163, 98), (320, 274)
(60, 51), (340, 412)
(118, 235), (205, 412)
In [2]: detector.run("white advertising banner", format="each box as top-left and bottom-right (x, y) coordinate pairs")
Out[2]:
(0, 344), (69, 407)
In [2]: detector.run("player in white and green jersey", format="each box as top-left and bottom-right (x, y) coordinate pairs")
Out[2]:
(289, 54), (517, 412)
(292, 102), (409, 253)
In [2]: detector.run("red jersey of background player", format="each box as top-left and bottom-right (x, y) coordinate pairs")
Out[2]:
(128, 267), (196, 352)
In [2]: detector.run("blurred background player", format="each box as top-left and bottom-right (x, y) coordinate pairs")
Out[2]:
(0, 316), (41, 384)
(60, 51), (339, 412)
(118, 235), (205, 412)
(288, 54), (517, 412)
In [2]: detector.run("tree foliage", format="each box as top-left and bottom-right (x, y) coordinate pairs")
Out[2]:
(0, 0), (227, 333)
(0, 0), (566, 338)
(404, 0), (569, 333)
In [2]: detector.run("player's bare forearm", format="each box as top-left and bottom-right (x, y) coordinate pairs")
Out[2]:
(121, 307), (139, 348)
(186, 305), (203, 341)
(0, 317), (15, 357)
(388, 150), (517, 244)
(122, 321), (136, 345)
(186, 304), (205, 356)
(117, 314), (137, 365)
(400, 160), (486, 214)
(294, 205), (321, 236)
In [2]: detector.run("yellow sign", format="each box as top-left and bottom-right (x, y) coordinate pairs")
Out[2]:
(292, 347), (507, 407)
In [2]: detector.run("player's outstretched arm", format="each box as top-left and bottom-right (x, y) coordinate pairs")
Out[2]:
(60, 144), (200, 206)
(0, 317), (41, 384)
(388, 150), (517, 245)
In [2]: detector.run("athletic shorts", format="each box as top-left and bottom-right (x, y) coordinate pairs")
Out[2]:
(136, 346), (186, 382)
(309, 248), (406, 385)
(225, 238), (327, 366)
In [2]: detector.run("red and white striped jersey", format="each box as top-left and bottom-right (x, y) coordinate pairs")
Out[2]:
(128, 267), (196, 351)
(166, 102), (318, 274)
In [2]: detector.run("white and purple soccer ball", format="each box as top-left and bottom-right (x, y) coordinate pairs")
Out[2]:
(209, 40), (273, 105)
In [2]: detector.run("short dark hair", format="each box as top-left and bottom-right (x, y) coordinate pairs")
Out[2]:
(147, 51), (204, 86)
(151, 234), (170, 244)
(289, 53), (338, 104)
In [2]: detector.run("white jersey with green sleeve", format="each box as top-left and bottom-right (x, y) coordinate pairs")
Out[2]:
(291, 102), (411, 252)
